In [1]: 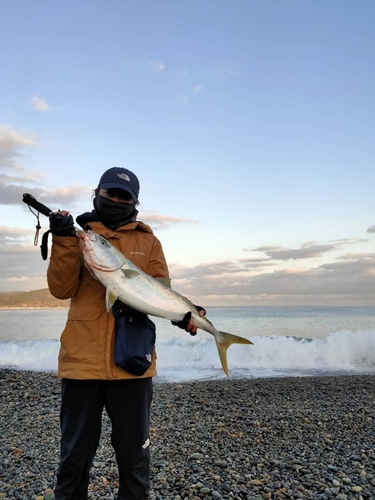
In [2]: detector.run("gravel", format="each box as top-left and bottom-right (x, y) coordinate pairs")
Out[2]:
(1, 370), (374, 499)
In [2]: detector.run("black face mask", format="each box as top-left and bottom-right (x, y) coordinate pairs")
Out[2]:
(94, 194), (137, 229)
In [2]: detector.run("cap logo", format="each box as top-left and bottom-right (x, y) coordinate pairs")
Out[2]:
(117, 173), (130, 182)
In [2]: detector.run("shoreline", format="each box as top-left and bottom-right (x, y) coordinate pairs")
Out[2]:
(1, 369), (374, 499)
(2, 305), (375, 309)
(0, 306), (69, 310)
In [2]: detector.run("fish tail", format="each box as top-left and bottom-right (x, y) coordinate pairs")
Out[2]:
(216, 331), (253, 377)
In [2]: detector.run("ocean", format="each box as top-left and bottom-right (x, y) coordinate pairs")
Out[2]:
(0, 306), (375, 382)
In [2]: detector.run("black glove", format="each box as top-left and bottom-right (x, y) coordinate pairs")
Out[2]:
(49, 213), (75, 237)
(172, 306), (206, 336)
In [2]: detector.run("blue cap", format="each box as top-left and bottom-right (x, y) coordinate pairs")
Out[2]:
(98, 167), (140, 200)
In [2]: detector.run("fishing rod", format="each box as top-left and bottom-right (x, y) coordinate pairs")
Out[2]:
(22, 193), (65, 260)
(22, 193), (53, 217)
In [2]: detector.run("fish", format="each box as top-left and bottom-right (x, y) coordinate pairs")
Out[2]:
(78, 229), (253, 376)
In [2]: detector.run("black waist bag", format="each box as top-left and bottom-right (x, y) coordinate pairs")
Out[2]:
(114, 308), (156, 376)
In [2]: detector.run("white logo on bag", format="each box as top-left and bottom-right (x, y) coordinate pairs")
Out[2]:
(142, 438), (150, 449)
(146, 353), (152, 363)
(117, 173), (130, 182)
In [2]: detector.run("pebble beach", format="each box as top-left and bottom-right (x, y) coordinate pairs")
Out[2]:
(1, 370), (374, 500)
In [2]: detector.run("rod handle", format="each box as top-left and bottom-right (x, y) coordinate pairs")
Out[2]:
(22, 193), (53, 217)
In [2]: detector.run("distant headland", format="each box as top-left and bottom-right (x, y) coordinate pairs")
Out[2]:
(0, 289), (69, 309)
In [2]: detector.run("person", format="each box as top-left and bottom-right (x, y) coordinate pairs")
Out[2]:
(47, 167), (206, 500)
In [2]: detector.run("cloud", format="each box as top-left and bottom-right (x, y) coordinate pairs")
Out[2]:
(339, 252), (375, 260)
(149, 60), (165, 73)
(167, 252), (375, 305)
(178, 68), (189, 79)
(31, 96), (51, 112)
(140, 211), (198, 230)
(0, 173), (90, 209)
(2, 221), (375, 304)
(244, 258), (375, 296)
(0, 226), (50, 291)
(177, 95), (188, 104)
(30, 185), (90, 209)
(193, 84), (205, 93)
(165, 235), (375, 303)
(251, 243), (336, 260)
(0, 226), (34, 244)
(0, 125), (91, 210)
(169, 258), (273, 281)
(0, 125), (45, 208)
(367, 225), (375, 233)
(1, 123), (372, 306)
(330, 237), (369, 244)
(0, 211), (199, 291)
(0, 124), (39, 169)
(211, 63), (240, 78)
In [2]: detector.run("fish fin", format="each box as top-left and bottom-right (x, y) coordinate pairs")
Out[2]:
(122, 269), (140, 279)
(216, 331), (253, 377)
(105, 288), (118, 311)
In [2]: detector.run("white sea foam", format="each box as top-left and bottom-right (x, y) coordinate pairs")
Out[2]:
(1, 330), (374, 382)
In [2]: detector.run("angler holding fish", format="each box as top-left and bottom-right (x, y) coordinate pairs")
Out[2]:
(45, 166), (210, 500)
(23, 166), (252, 500)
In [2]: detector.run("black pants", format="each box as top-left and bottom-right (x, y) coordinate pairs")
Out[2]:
(54, 378), (153, 500)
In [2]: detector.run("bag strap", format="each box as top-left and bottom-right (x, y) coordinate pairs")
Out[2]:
(112, 299), (132, 317)
(40, 230), (52, 261)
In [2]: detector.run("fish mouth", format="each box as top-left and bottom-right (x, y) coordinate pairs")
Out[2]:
(76, 229), (96, 242)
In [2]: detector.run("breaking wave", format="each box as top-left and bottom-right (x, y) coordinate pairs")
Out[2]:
(1, 330), (374, 382)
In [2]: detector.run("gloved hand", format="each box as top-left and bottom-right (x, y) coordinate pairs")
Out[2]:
(172, 306), (206, 336)
(49, 212), (75, 237)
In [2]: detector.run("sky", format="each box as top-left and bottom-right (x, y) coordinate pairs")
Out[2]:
(1, 0), (375, 306)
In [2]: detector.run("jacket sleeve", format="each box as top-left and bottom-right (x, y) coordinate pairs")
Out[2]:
(147, 236), (171, 289)
(47, 235), (82, 299)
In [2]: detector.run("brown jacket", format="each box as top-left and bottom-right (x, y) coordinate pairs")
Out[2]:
(47, 221), (170, 380)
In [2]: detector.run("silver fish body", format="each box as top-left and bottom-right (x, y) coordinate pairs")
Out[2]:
(78, 230), (253, 375)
